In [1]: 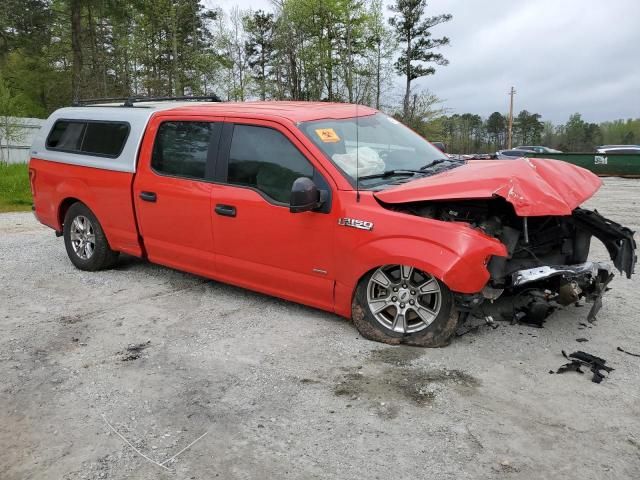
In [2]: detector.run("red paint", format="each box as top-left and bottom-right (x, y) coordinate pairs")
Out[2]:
(374, 158), (602, 216)
(132, 114), (221, 279)
(209, 117), (337, 311)
(29, 158), (142, 257)
(167, 101), (378, 124)
(30, 103), (600, 319)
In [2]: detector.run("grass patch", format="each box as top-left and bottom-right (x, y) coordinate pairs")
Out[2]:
(0, 162), (32, 212)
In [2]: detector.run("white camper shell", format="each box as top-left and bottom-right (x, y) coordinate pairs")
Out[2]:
(31, 102), (212, 173)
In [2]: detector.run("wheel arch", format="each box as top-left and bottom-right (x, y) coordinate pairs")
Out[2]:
(56, 194), (117, 251)
(54, 178), (98, 231)
(58, 197), (84, 231)
(333, 236), (495, 318)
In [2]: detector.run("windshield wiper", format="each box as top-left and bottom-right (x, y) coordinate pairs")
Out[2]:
(420, 158), (461, 170)
(358, 169), (428, 181)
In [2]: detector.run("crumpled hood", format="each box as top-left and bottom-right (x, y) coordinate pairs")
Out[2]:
(373, 158), (603, 216)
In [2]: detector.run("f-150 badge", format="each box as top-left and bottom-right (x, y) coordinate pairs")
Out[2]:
(338, 218), (374, 231)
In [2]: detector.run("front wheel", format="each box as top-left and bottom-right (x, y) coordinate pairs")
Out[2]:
(351, 265), (459, 347)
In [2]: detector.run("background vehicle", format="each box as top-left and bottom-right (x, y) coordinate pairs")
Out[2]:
(596, 145), (640, 154)
(496, 146), (561, 159)
(495, 149), (534, 159)
(29, 100), (636, 347)
(515, 145), (563, 154)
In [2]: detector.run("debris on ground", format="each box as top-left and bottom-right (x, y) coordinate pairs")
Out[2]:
(120, 340), (151, 361)
(511, 310), (546, 328)
(455, 315), (499, 337)
(617, 346), (640, 358)
(587, 277), (614, 323)
(550, 350), (614, 384)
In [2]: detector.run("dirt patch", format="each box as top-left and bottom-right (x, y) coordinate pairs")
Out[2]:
(299, 378), (321, 384)
(369, 346), (425, 366)
(118, 340), (151, 361)
(58, 315), (84, 325)
(334, 366), (479, 408)
(628, 437), (640, 451)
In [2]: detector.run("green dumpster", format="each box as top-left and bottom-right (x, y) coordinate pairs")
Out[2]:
(523, 153), (640, 177)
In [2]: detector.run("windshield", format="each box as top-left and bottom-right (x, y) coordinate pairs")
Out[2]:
(300, 113), (450, 187)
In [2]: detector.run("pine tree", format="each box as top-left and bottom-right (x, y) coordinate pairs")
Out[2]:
(388, 0), (451, 119)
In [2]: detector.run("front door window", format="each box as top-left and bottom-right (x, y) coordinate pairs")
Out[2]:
(227, 125), (314, 203)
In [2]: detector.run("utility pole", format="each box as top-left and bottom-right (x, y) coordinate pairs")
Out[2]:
(507, 86), (516, 149)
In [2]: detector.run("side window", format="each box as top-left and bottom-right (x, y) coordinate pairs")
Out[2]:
(82, 122), (129, 156)
(152, 122), (214, 179)
(47, 121), (85, 151)
(46, 120), (129, 157)
(227, 125), (314, 203)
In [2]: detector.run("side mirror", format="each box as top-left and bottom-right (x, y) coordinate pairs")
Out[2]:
(290, 177), (325, 213)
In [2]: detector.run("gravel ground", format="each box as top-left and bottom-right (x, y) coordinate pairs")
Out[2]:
(1, 178), (639, 480)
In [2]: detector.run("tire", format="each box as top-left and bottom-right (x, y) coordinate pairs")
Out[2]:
(351, 265), (459, 347)
(63, 202), (119, 271)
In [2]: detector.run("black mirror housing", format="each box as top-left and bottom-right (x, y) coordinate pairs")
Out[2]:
(290, 177), (323, 213)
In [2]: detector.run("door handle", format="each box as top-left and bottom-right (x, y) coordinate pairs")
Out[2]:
(139, 191), (157, 202)
(215, 204), (236, 217)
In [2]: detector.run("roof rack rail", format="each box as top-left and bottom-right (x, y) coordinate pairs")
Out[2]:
(73, 94), (221, 107)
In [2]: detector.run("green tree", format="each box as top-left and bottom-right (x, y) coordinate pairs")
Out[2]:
(388, 0), (451, 119)
(514, 110), (543, 145)
(244, 10), (275, 100)
(599, 119), (640, 145)
(363, 0), (396, 108)
(486, 112), (506, 150)
(397, 89), (444, 133)
(0, 76), (29, 163)
(0, 0), (53, 59)
(584, 122), (602, 150)
(541, 121), (555, 148)
(564, 113), (588, 151)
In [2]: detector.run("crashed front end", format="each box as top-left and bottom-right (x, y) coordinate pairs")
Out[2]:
(383, 197), (636, 325)
(478, 206), (636, 324)
(374, 158), (637, 325)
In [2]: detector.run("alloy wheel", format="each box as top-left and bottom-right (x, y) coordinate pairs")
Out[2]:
(69, 215), (96, 260)
(366, 265), (442, 334)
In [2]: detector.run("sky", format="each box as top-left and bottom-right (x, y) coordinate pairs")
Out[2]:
(212, 0), (640, 123)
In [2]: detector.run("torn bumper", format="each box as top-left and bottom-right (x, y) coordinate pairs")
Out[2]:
(511, 261), (610, 288)
(467, 261), (615, 325)
(511, 261), (614, 322)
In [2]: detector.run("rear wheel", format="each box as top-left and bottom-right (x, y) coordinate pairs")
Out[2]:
(63, 202), (119, 271)
(351, 265), (459, 347)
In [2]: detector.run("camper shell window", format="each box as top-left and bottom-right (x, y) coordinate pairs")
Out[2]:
(46, 120), (130, 158)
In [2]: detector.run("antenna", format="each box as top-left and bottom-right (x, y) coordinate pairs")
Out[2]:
(356, 101), (360, 202)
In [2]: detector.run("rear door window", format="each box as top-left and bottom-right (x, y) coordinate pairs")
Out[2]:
(151, 121), (216, 180)
(227, 125), (314, 203)
(46, 120), (130, 157)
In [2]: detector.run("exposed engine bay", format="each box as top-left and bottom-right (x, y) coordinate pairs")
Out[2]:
(388, 198), (637, 325)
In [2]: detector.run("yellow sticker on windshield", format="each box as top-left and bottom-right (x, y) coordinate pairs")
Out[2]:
(315, 128), (341, 143)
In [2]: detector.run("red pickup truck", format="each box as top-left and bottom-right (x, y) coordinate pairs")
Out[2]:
(29, 100), (636, 346)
